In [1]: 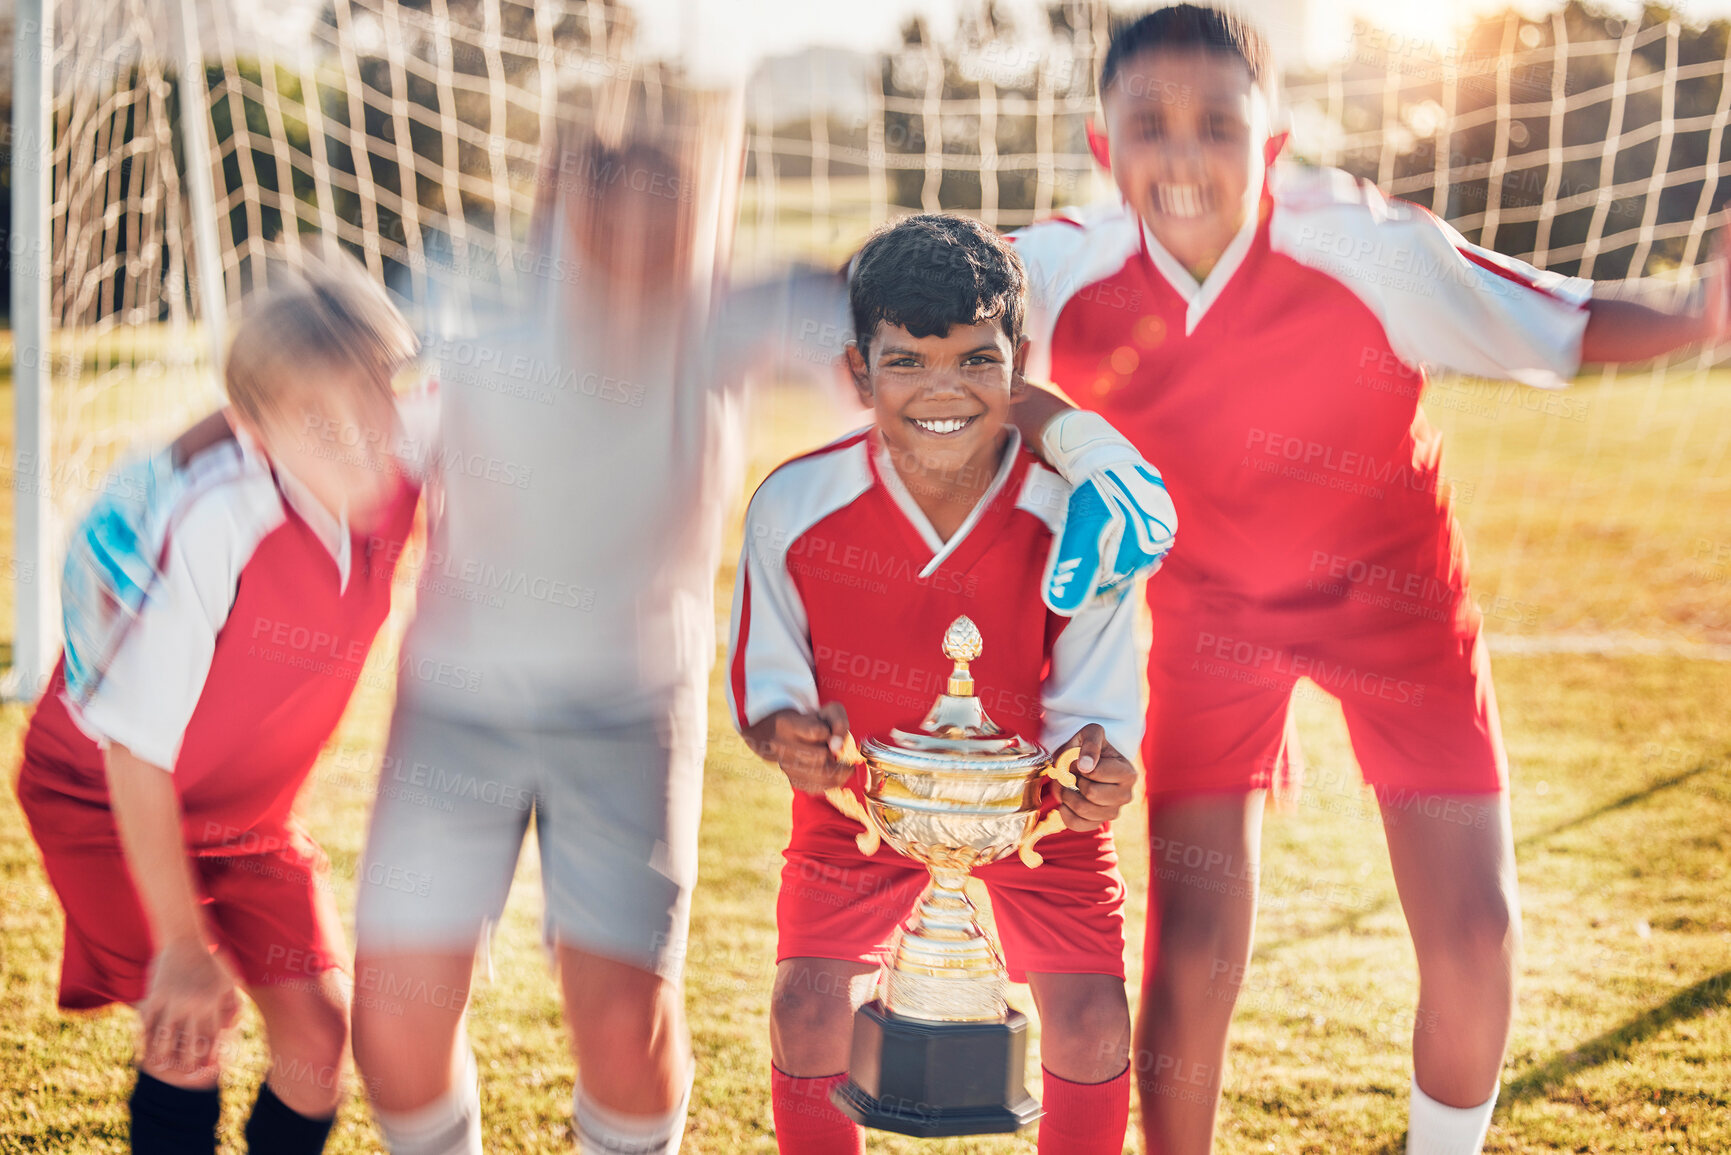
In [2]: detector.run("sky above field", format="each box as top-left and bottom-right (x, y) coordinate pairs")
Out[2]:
(231, 0), (1731, 76)
(679, 0), (1731, 68)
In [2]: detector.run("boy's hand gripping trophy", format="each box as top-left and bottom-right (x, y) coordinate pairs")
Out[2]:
(823, 616), (1079, 1137)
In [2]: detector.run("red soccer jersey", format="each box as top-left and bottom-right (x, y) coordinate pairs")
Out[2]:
(19, 427), (420, 857)
(1011, 165), (1591, 629)
(728, 428), (1142, 759)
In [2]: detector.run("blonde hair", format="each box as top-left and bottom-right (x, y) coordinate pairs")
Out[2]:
(223, 246), (418, 426)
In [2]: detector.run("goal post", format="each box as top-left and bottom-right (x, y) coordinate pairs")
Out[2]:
(6, 0), (234, 702)
(8, 0), (54, 701)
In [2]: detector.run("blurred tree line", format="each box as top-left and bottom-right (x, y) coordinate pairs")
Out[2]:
(200, 0), (613, 297)
(872, 0), (1101, 221)
(7, 0), (1731, 324)
(1296, 1), (1731, 277)
(170, 0), (1731, 293)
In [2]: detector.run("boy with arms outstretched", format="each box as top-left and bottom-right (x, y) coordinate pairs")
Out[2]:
(15, 255), (423, 1154)
(1007, 7), (1730, 1153)
(729, 214), (1157, 1155)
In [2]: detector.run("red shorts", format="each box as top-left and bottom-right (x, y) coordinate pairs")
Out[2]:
(1144, 605), (1506, 796)
(777, 784), (1127, 983)
(17, 771), (347, 1011)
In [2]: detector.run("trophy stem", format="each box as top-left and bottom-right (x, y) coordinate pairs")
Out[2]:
(922, 868), (974, 927)
(883, 867), (1008, 1023)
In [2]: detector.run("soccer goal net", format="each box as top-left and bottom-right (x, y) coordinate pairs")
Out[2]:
(8, 0), (1727, 694)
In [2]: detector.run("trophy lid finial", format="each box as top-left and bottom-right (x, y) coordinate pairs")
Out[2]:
(914, 616), (997, 735)
(942, 616), (982, 698)
(942, 616), (983, 664)
(872, 616), (1046, 754)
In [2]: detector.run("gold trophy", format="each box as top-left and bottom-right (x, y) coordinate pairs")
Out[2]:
(825, 615), (1079, 1137)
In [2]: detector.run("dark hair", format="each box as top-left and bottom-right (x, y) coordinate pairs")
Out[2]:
(1101, 5), (1277, 99)
(849, 214), (1026, 357)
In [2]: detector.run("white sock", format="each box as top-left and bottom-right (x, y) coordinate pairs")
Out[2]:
(1407, 1077), (1497, 1155)
(375, 1047), (483, 1155)
(573, 1061), (695, 1155)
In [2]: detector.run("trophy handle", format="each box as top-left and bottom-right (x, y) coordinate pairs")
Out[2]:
(1016, 747), (1083, 868)
(825, 786), (881, 857)
(825, 733), (880, 856)
(1046, 745), (1081, 789)
(1017, 811), (1066, 868)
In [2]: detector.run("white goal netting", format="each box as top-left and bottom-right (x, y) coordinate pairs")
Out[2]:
(9, 0), (1729, 689)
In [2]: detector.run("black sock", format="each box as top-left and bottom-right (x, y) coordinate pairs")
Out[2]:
(129, 1070), (220, 1155)
(244, 1081), (336, 1155)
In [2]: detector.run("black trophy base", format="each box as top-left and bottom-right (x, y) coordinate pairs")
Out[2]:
(830, 1000), (1042, 1138)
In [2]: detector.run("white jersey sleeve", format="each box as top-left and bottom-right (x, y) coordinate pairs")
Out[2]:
(71, 473), (282, 769)
(726, 435), (874, 731)
(1271, 166), (1593, 389)
(1039, 584), (1145, 760)
(1009, 202), (1144, 388)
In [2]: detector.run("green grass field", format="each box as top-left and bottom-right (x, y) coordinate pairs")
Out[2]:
(1, 357), (1727, 1152)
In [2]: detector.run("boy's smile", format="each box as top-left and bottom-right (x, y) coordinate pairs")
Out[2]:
(847, 319), (1027, 536)
(1153, 182), (1216, 220)
(908, 415), (980, 436)
(1099, 48), (1271, 279)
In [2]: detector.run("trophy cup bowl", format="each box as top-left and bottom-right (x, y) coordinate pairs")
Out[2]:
(826, 616), (1077, 1137)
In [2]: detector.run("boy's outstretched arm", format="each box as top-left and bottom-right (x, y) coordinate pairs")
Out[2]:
(104, 744), (241, 1078)
(1581, 256), (1729, 363)
(1012, 385), (1177, 616)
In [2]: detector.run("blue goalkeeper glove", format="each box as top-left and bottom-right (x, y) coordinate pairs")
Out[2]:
(1039, 410), (1177, 615)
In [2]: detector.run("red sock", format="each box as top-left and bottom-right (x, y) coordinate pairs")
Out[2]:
(1037, 1065), (1131, 1155)
(770, 1067), (864, 1155)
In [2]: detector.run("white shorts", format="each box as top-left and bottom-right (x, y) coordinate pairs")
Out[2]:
(354, 701), (704, 978)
